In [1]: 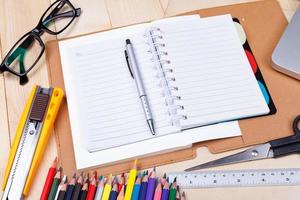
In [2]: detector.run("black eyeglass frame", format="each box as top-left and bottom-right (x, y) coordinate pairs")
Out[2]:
(0, 0), (81, 84)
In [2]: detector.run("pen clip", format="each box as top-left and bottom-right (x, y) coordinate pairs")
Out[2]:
(125, 50), (134, 78)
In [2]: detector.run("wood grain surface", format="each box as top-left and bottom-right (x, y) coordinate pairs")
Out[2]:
(0, 0), (298, 199)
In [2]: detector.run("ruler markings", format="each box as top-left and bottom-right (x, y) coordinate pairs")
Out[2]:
(167, 168), (300, 188)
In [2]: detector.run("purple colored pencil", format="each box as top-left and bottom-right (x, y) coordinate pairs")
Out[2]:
(161, 180), (169, 200)
(145, 167), (156, 200)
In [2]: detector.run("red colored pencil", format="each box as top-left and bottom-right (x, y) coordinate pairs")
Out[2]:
(118, 173), (125, 192)
(86, 171), (97, 200)
(40, 157), (58, 200)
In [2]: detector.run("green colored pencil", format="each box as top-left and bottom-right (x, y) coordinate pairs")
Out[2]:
(48, 167), (62, 200)
(168, 177), (177, 200)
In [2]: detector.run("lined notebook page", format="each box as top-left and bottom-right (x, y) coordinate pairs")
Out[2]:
(155, 15), (269, 128)
(59, 16), (201, 152)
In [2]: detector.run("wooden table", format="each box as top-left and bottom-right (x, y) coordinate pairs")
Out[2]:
(0, 0), (299, 199)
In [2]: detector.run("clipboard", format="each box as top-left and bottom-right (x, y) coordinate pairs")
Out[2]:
(45, 0), (300, 175)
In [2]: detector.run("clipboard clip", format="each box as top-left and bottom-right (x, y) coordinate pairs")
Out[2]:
(125, 50), (134, 78)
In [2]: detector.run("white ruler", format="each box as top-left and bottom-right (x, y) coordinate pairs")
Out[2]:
(167, 168), (300, 188)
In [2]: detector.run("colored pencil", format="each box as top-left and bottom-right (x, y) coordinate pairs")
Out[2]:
(54, 175), (67, 200)
(102, 174), (113, 200)
(118, 173), (125, 192)
(181, 191), (186, 200)
(160, 173), (167, 185)
(145, 167), (156, 200)
(65, 173), (77, 200)
(138, 172), (148, 200)
(40, 157), (58, 200)
(117, 185), (124, 200)
(71, 172), (83, 200)
(86, 171), (97, 200)
(79, 176), (89, 200)
(48, 166), (62, 200)
(57, 182), (67, 200)
(161, 180), (169, 200)
(124, 160), (138, 200)
(109, 182), (119, 200)
(131, 173), (141, 200)
(94, 176), (105, 200)
(153, 181), (162, 200)
(168, 178), (177, 200)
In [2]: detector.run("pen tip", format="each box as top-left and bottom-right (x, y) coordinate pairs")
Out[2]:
(126, 39), (131, 44)
(148, 120), (155, 135)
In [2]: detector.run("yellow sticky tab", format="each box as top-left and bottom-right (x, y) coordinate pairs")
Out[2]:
(1, 85), (37, 191)
(23, 87), (64, 196)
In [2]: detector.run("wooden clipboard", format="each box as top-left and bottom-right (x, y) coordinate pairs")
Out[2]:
(46, 0), (300, 175)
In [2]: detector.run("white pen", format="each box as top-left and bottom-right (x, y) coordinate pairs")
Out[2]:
(125, 39), (155, 135)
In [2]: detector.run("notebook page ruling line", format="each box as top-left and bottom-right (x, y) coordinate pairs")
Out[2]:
(86, 16), (211, 151)
(59, 24), (150, 151)
(75, 121), (241, 170)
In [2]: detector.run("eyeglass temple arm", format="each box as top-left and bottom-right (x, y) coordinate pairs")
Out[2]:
(42, 8), (81, 26)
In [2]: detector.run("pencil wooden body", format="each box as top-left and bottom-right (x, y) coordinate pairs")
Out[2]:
(71, 183), (82, 200)
(48, 178), (61, 200)
(71, 174), (83, 200)
(161, 189), (169, 200)
(40, 159), (57, 200)
(117, 185), (125, 200)
(102, 175), (113, 200)
(153, 183), (162, 200)
(131, 184), (141, 200)
(124, 160), (138, 200)
(57, 191), (66, 200)
(65, 185), (75, 200)
(145, 168), (156, 200)
(86, 183), (96, 200)
(79, 190), (87, 200)
(138, 181), (148, 200)
(57, 183), (67, 200)
(109, 191), (118, 200)
(54, 175), (67, 200)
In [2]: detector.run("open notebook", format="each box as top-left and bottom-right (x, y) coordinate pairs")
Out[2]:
(59, 14), (269, 152)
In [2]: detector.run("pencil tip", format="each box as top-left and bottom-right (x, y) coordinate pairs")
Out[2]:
(134, 159), (138, 168)
(53, 157), (58, 166)
(58, 166), (62, 171)
(163, 173), (166, 178)
(174, 177), (177, 182)
(182, 191), (186, 197)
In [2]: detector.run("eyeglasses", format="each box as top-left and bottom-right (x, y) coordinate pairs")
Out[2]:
(0, 0), (81, 85)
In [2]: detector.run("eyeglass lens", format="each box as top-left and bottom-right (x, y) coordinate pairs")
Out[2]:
(6, 34), (43, 75)
(42, 1), (76, 34)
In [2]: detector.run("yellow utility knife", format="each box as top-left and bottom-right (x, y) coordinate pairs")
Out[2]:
(1, 85), (63, 199)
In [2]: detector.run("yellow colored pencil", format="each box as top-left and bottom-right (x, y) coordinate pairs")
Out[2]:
(124, 160), (138, 200)
(101, 174), (113, 200)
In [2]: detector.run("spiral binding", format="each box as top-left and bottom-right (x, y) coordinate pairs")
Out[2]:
(145, 27), (187, 127)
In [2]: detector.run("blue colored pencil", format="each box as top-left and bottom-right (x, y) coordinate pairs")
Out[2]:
(109, 183), (118, 200)
(131, 173), (142, 200)
(138, 172), (148, 200)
